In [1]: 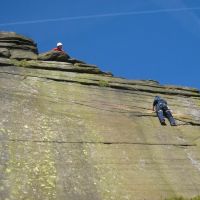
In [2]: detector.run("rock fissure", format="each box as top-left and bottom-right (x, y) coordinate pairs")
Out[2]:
(10, 63), (105, 75)
(1, 68), (200, 99)
(1, 71), (199, 126)
(4, 139), (196, 147)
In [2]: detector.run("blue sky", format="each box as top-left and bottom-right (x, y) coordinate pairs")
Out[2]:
(0, 0), (200, 89)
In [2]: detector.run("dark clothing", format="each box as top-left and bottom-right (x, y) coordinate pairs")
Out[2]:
(153, 98), (176, 126)
(153, 99), (168, 112)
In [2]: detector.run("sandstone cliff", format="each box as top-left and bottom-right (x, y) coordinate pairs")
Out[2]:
(0, 32), (200, 200)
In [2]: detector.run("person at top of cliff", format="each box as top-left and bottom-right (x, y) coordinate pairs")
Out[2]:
(53, 42), (64, 52)
(153, 96), (177, 126)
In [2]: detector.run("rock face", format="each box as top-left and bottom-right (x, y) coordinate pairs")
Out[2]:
(0, 32), (38, 60)
(0, 32), (200, 200)
(38, 50), (70, 62)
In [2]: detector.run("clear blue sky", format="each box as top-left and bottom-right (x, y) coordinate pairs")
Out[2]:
(1, 0), (200, 89)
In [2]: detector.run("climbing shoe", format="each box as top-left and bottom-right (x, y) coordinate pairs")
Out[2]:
(161, 120), (166, 125)
(171, 123), (177, 126)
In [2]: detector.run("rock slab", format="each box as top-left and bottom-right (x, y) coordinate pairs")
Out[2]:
(0, 32), (200, 200)
(0, 32), (38, 60)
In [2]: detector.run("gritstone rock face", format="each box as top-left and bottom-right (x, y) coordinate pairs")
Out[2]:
(0, 32), (200, 200)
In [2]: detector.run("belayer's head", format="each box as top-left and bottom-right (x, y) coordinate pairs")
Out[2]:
(154, 96), (161, 101)
(57, 42), (63, 50)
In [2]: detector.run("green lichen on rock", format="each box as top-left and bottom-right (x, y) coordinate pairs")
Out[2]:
(165, 196), (200, 200)
(98, 80), (109, 87)
(9, 59), (30, 67)
(9, 59), (40, 69)
(4, 115), (57, 200)
(5, 142), (56, 200)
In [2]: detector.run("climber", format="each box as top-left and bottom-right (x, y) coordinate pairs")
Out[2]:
(152, 96), (177, 126)
(53, 42), (64, 52)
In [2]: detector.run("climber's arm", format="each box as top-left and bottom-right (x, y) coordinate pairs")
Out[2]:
(152, 101), (156, 111)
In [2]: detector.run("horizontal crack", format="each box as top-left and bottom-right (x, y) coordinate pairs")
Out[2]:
(175, 118), (200, 126)
(21, 65), (105, 75)
(1, 70), (200, 98)
(1, 71), (200, 126)
(6, 139), (196, 146)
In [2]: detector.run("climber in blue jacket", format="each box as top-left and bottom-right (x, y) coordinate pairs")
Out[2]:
(153, 96), (177, 126)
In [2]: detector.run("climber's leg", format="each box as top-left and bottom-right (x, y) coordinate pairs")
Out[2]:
(157, 109), (166, 125)
(165, 110), (176, 126)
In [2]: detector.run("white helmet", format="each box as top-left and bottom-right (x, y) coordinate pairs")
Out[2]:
(57, 42), (63, 47)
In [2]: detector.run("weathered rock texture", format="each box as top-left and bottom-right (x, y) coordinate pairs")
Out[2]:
(0, 32), (38, 60)
(38, 50), (70, 62)
(0, 32), (200, 200)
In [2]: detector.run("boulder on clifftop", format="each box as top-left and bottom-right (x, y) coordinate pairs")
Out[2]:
(38, 50), (70, 62)
(0, 32), (38, 60)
